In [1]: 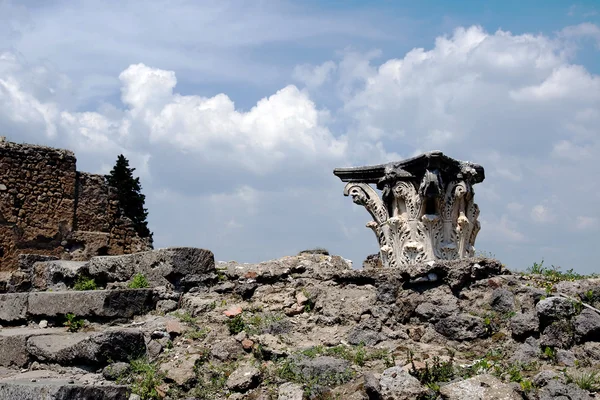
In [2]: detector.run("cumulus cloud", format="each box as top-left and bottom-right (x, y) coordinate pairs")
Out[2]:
(1, 18), (599, 273)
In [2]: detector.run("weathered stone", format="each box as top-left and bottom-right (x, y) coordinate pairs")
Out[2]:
(434, 314), (487, 340)
(224, 306), (243, 317)
(574, 308), (600, 341)
(242, 339), (254, 351)
(363, 371), (381, 399)
(536, 296), (576, 323)
(165, 320), (182, 336)
(414, 302), (456, 322)
(533, 370), (594, 400)
(347, 320), (382, 346)
(26, 329), (146, 366)
(160, 354), (199, 386)
(31, 260), (88, 291)
(27, 289), (155, 319)
(0, 293), (28, 322)
(509, 312), (539, 340)
(88, 247), (215, 290)
(439, 374), (521, 399)
(556, 349), (576, 367)
(510, 337), (541, 365)
(102, 362), (131, 381)
(0, 380), (128, 400)
(540, 320), (574, 349)
(379, 366), (428, 400)
(290, 356), (353, 386)
(489, 288), (515, 313)
(147, 340), (163, 359)
(210, 338), (244, 361)
(0, 328), (32, 367)
(278, 382), (304, 400)
(226, 364), (261, 392)
(334, 152), (485, 268)
(156, 299), (178, 313)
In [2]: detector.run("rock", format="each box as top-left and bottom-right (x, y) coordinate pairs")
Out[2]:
(38, 320), (48, 329)
(26, 329), (146, 366)
(278, 382), (304, 400)
(210, 338), (244, 361)
(147, 340), (163, 359)
(376, 282), (398, 304)
(414, 302), (457, 322)
(160, 354), (200, 386)
(88, 247), (215, 291)
(439, 374), (521, 399)
(347, 320), (382, 346)
(533, 370), (594, 400)
(434, 314), (487, 340)
(489, 288), (515, 313)
(242, 339), (254, 351)
(166, 320), (182, 336)
(363, 371), (381, 398)
(224, 306), (243, 317)
(26, 289), (155, 319)
(296, 291), (309, 306)
(583, 342), (600, 363)
(156, 300), (178, 313)
(0, 293), (28, 322)
(180, 294), (221, 316)
(129, 395), (142, 400)
(103, 362), (130, 381)
(540, 320), (574, 349)
(509, 312), (539, 340)
(255, 334), (289, 358)
(226, 364), (261, 392)
(510, 337), (540, 364)
(574, 308), (600, 341)
(556, 349), (576, 366)
(288, 356), (353, 387)
(379, 366), (428, 400)
(536, 297), (576, 323)
(31, 260), (89, 291)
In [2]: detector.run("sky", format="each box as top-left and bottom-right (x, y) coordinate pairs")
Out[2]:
(1, 0), (599, 273)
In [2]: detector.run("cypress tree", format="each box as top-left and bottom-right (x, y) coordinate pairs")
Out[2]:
(106, 155), (153, 241)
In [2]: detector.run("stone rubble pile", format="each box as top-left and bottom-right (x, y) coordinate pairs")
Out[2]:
(0, 247), (598, 399)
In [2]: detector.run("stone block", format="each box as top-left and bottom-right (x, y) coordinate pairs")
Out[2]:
(88, 247), (215, 290)
(27, 289), (155, 319)
(26, 329), (146, 366)
(0, 293), (28, 322)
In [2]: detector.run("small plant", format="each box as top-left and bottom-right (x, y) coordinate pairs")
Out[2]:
(520, 378), (533, 392)
(302, 288), (316, 313)
(542, 346), (557, 363)
(570, 370), (600, 391)
(584, 290), (595, 304)
(128, 273), (150, 289)
(226, 314), (245, 335)
(63, 313), (85, 332)
(173, 311), (198, 326)
(186, 327), (210, 340)
(73, 275), (98, 290)
(129, 358), (163, 400)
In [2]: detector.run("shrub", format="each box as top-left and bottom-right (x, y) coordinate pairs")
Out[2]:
(73, 275), (98, 291)
(64, 313), (85, 332)
(226, 314), (245, 335)
(128, 273), (149, 289)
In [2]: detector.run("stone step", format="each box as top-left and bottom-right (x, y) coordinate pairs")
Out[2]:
(0, 369), (128, 400)
(0, 289), (155, 324)
(0, 326), (146, 369)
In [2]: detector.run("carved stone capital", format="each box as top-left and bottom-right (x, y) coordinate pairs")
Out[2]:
(335, 152), (484, 268)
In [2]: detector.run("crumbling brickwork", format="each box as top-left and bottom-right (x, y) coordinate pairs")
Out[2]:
(0, 138), (152, 272)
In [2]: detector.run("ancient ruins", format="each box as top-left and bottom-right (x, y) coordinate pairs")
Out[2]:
(334, 151), (485, 268)
(0, 138), (152, 276)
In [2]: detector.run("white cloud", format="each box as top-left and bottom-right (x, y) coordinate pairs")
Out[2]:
(531, 205), (555, 223)
(293, 61), (337, 88)
(1, 15), (599, 273)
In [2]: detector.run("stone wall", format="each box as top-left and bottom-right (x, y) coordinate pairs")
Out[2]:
(0, 138), (152, 272)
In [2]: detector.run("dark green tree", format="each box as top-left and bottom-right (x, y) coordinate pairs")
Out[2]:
(106, 155), (153, 241)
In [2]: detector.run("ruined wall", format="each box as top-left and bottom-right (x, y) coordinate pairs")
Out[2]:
(0, 138), (152, 271)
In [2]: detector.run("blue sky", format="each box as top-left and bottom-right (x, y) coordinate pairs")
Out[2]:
(1, 0), (599, 273)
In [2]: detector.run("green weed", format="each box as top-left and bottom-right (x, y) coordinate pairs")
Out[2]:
(128, 273), (149, 289)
